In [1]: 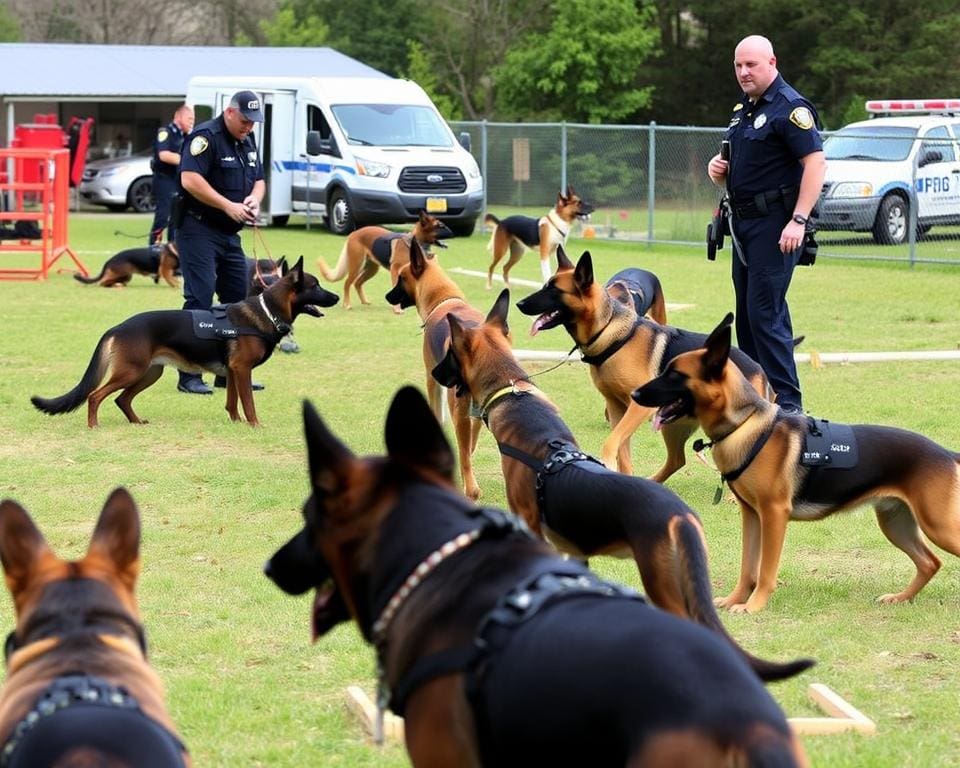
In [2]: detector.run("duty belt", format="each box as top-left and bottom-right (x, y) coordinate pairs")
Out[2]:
(731, 186), (797, 219)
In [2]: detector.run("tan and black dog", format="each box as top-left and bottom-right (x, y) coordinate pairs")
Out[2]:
(431, 291), (811, 682)
(484, 185), (594, 287)
(0, 488), (190, 767)
(265, 387), (809, 768)
(74, 242), (180, 288)
(517, 247), (773, 481)
(385, 240), (485, 500)
(633, 313), (960, 613)
(317, 211), (452, 312)
(31, 257), (338, 428)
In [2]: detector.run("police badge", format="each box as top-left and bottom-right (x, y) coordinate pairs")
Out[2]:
(753, 113), (767, 130)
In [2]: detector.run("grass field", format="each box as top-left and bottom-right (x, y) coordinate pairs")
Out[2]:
(1, 212), (959, 766)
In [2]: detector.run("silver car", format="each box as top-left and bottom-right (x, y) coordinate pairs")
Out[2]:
(79, 150), (155, 212)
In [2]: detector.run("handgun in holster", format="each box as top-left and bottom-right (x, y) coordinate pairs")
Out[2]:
(170, 193), (186, 230)
(706, 197), (729, 261)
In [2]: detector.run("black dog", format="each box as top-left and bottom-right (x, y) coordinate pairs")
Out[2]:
(74, 243), (180, 288)
(265, 387), (808, 767)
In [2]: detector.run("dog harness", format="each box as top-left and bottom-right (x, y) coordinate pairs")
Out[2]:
(371, 233), (408, 269)
(579, 318), (642, 367)
(190, 298), (289, 342)
(800, 417), (858, 468)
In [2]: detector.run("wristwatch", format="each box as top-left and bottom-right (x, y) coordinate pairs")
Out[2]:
(792, 213), (809, 225)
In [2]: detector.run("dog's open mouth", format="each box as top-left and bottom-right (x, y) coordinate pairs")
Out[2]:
(312, 578), (350, 640)
(529, 310), (562, 336)
(652, 397), (690, 431)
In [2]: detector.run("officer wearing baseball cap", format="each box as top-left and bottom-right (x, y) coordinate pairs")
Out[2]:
(174, 89), (266, 395)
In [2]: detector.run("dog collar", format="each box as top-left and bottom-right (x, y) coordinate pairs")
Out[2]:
(580, 318), (642, 367)
(546, 209), (570, 237)
(420, 296), (464, 326)
(472, 380), (537, 424)
(258, 294), (290, 335)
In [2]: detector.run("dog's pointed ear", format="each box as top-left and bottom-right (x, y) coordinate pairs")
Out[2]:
(703, 313), (734, 380)
(303, 400), (355, 497)
(385, 386), (455, 480)
(556, 243), (573, 271)
(0, 499), (52, 602)
(573, 251), (594, 293)
(485, 288), (510, 336)
(88, 488), (141, 591)
(566, 184), (575, 199)
(276, 256), (288, 272)
(409, 238), (428, 278)
(418, 210), (429, 226)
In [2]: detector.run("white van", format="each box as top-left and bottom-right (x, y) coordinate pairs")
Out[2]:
(819, 99), (960, 244)
(186, 75), (484, 236)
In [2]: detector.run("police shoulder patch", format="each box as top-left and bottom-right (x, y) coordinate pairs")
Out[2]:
(790, 107), (814, 130)
(157, 129), (169, 141)
(190, 136), (209, 156)
(733, 103), (743, 112)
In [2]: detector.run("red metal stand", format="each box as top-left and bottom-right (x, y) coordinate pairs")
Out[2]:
(0, 148), (86, 281)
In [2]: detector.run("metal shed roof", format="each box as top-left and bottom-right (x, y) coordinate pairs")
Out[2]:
(0, 43), (387, 100)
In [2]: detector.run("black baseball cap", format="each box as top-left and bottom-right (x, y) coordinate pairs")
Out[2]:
(229, 90), (264, 122)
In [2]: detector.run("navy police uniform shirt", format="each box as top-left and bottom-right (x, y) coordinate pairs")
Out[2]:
(724, 74), (822, 199)
(152, 121), (186, 177)
(179, 115), (264, 234)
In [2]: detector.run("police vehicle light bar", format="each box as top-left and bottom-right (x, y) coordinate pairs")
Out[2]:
(866, 99), (960, 114)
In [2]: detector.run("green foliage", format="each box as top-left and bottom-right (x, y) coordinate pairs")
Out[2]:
(405, 40), (463, 120)
(494, 0), (659, 123)
(256, 5), (328, 47)
(0, 3), (21, 41)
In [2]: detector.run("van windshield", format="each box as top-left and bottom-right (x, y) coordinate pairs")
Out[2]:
(823, 126), (917, 162)
(331, 104), (453, 148)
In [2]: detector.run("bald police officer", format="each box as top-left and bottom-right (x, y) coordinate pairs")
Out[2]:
(149, 104), (194, 245)
(707, 35), (826, 415)
(175, 90), (266, 395)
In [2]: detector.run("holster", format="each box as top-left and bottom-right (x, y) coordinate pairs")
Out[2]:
(706, 196), (729, 261)
(170, 193), (186, 230)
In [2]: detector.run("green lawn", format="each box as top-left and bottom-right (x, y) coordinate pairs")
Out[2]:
(1, 211), (959, 765)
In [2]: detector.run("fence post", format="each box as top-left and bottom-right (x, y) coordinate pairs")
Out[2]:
(647, 121), (656, 246)
(561, 121), (567, 192)
(481, 120), (488, 218)
(909, 152), (918, 267)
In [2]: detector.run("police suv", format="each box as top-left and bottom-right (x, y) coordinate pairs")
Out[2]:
(819, 99), (960, 245)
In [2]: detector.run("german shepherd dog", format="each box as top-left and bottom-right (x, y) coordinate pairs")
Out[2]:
(317, 211), (452, 312)
(431, 290), (812, 682)
(517, 248), (774, 481)
(31, 257), (338, 428)
(74, 243), (180, 288)
(0, 489), (190, 767)
(633, 313), (960, 614)
(247, 257), (301, 353)
(385, 240), (484, 500)
(265, 387), (809, 768)
(484, 185), (594, 288)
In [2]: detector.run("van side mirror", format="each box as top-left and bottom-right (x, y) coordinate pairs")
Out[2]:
(458, 132), (472, 153)
(307, 130), (339, 158)
(918, 149), (943, 168)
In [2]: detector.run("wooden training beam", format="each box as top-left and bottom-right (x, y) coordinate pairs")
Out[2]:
(346, 682), (876, 745)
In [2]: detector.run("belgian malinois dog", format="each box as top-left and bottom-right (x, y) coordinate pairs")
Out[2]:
(517, 248), (774, 481)
(32, 257), (338, 428)
(632, 313), (960, 613)
(484, 185), (594, 287)
(0, 489), (190, 766)
(265, 387), (809, 768)
(385, 240), (485, 500)
(74, 242), (180, 288)
(431, 291), (812, 681)
(317, 211), (452, 312)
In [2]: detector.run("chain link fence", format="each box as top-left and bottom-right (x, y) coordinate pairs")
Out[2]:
(451, 120), (960, 266)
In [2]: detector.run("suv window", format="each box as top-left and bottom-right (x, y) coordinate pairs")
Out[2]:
(919, 125), (955, 163)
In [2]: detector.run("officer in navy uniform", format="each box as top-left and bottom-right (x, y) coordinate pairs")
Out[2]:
(149, 104), (194, 245)
(175, 90), (266, 395)
(707, 35), (825, 415)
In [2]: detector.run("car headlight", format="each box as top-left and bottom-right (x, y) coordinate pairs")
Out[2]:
(354, 156), (390, 178)
(466, 159), (481, 179)
(98, 167), (120, 178)
(831, 182), (873, 198)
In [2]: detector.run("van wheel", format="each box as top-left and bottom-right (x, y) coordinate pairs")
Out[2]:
(328, 190), (355, 235)
(872, 194), (908, 245)
(271, 215), (289, 227)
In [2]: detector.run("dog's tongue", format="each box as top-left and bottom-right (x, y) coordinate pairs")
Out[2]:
(651, 411), (664, 432)
(529, 314), (549, 337)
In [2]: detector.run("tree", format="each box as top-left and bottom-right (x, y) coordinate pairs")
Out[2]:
(494, 0), (659, 123)
(0, 3), (21, 41)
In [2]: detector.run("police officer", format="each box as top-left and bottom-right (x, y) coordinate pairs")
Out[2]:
(175, 90), (266, 395)
(707, 35), (825, 415)
(149, 104), (194, 245)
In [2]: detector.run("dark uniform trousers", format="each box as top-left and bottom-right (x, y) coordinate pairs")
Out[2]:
(730, 203), (802, 410)
(150, 173), (176, 245)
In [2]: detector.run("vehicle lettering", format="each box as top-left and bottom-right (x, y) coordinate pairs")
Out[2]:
(916, 176), (950, 193)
